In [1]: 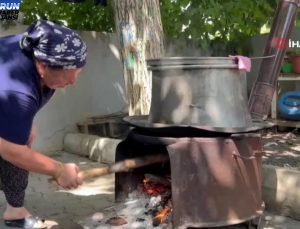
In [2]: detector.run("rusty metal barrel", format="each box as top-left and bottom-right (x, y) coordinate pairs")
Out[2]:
(147, 57), (252, 128)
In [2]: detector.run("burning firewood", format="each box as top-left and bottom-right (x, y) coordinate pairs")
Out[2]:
(152, 207), (171, 227)
(137, 173), (173, 227)
(142, 173), (171, 197)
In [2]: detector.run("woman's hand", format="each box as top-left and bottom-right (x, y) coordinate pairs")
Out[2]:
(55, 163), (83, 189)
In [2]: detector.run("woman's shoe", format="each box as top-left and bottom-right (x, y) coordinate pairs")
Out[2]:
(4, 216), (46, 229)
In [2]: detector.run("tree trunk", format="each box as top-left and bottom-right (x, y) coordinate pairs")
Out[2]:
(112, 0), (164, 115)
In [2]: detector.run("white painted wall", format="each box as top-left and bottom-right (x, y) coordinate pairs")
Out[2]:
(0, 25), (127, 152)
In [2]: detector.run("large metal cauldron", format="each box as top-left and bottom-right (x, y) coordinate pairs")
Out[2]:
(147, 57), (252, 128)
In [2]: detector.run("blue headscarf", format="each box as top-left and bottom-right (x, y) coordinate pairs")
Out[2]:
(20, 19), (87, 69)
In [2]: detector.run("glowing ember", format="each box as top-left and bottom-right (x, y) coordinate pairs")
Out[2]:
(142, 177), (170, 197)
(153, 207), (171, 227)
(141, 174), (172, 226)
(81, 174), (173, 228)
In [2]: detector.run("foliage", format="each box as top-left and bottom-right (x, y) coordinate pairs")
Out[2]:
(18, 0), (280, 55)
(20, 0), (115, 32)
(160, 0), (277, 55)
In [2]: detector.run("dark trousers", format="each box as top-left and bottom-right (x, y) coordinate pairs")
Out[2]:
(0, 156), (28, 207)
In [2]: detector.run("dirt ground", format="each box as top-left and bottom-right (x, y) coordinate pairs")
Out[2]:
(262, 128), (300, 169)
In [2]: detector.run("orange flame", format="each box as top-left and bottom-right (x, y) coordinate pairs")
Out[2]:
(143, 178), (150, 185)
(153, 207), (171, 225)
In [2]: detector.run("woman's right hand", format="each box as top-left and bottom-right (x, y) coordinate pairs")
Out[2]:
(56, 163), (83, 189)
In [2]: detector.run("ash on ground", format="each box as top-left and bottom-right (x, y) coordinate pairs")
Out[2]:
(79, 189), (171, 229)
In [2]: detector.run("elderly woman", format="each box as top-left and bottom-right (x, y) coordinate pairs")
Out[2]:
(0, 20), (87, 228)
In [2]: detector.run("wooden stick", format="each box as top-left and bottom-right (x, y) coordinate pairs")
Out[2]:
(78, 154), (169, 181)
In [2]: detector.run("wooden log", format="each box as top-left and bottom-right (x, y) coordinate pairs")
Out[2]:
(78, 154), (169, 181)
(152, 207), (171, 227)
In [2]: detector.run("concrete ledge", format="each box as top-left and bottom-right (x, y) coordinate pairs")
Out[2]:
(263, 164), (300, 220)
(63, 133), (121, 164)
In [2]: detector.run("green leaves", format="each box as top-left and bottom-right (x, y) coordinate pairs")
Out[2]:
(20, 0), (114, 31)
(160, 0), (276, 55)
(18, 0), (281, 55)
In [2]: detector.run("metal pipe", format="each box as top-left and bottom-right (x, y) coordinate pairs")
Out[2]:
(248, 0), (299, 119)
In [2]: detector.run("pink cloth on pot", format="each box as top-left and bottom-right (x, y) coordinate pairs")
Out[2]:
(230, 55), (251, 72)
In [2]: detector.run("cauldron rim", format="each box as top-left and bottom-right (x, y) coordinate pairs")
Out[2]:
(147, 56), (239, 68)
(123, 115), (272, 134)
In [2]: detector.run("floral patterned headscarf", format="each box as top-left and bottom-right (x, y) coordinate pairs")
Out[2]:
(20, 19), (87, 69)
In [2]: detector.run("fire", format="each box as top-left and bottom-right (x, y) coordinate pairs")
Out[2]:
(143, 178), (150, 184)
(153, 207), (171, 226)
(140, 174), (172, 226)
(142, 178), (170, 196)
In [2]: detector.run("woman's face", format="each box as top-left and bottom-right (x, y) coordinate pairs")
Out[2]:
(36, 62), (83, 89)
